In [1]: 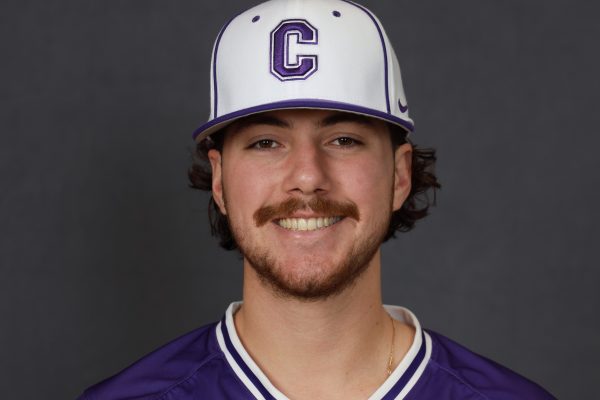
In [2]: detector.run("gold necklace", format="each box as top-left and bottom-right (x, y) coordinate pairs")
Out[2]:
(386, 314), (396, 377)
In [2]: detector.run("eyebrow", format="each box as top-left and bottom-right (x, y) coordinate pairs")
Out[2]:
(318, 112), (376, 128)
(228, 115), (291, 134)
(227, 111), (376, 135)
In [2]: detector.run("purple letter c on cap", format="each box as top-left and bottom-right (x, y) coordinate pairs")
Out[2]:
(270, 19), (318, 81)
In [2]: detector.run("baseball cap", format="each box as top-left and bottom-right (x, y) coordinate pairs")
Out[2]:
(193, 0), (414, 141)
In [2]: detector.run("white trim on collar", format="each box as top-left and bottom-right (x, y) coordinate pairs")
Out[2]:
(216, 318), (269, 400)
(370, 305), (432, 400)
(215, 302), (431, 400)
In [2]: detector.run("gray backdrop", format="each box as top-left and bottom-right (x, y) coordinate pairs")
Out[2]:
(1, 1), (598, 399)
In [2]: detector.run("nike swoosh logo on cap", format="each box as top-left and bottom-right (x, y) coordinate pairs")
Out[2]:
(398, 99), (408, 113)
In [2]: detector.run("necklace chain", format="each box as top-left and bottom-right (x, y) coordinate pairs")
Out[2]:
(386, 314), (395, 377)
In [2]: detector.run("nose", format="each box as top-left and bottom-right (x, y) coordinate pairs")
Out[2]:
(283, 141), (330, 196)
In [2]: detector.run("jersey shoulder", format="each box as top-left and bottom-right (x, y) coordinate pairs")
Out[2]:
(411, 330), (556, 400)
(78, 321), (229, 400)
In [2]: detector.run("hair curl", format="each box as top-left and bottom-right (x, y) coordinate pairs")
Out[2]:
(188, 124), (440, 250)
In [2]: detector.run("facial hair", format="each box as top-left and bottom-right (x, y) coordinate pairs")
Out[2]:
(226, 196), (392, 301)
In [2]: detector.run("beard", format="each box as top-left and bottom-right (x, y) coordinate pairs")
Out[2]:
(226, 197), (392, 301)
(242, 230), (385, 301)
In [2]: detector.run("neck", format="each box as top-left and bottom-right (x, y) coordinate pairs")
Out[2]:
(235, 250), (402, 399)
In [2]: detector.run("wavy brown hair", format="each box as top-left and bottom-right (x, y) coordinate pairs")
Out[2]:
(188, 123), (440, 250)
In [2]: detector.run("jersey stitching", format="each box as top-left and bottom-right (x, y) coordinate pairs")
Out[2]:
(154, 352), (223, 400)
(428, 359), (491, 400)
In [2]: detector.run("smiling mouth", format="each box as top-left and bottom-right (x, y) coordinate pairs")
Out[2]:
(276, 216), (343, 231)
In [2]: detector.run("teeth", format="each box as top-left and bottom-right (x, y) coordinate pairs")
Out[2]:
(277, 217), (342, 231)
(298, 219), (307, 230)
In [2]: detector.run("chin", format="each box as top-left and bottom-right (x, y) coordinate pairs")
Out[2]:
(247, 248), (377, 301)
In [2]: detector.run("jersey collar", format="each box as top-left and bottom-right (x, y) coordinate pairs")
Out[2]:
(215, 302), (431, 400)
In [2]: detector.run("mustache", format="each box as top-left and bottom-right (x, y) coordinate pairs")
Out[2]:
(254, 197), (360, 227)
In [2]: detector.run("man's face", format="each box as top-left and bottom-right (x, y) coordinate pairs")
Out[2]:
(209, 109), (412, 300)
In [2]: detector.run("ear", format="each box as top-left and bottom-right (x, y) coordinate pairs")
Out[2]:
(208, 149), (227, 215)
(392, 143), (412, 211)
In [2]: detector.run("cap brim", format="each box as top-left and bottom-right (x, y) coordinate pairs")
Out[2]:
(193, 99), (414, 142)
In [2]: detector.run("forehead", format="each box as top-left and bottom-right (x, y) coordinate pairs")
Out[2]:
(225, 109), (390, 135)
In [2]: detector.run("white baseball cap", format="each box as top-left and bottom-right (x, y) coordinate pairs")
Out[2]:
(193, 0), (414, 141)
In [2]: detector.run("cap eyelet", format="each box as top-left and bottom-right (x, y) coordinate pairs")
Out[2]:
(252, 15), (260, 23)
(332, 10), (341, 17)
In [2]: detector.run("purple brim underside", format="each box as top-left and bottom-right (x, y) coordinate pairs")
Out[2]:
(192, 99), (414, 141)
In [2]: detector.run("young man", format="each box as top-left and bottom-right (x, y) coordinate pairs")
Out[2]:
(79, 0), (555, 399)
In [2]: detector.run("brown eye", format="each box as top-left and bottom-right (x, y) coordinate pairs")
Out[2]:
(251, 139), (279, 149)
(331, 137), (360, 146)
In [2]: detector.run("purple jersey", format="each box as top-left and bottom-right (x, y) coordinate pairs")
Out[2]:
(79, 303), (555, 399)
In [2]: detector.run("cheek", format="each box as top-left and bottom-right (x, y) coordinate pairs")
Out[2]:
(222, 160), (276, 219)
(337, 156), (395, 214)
